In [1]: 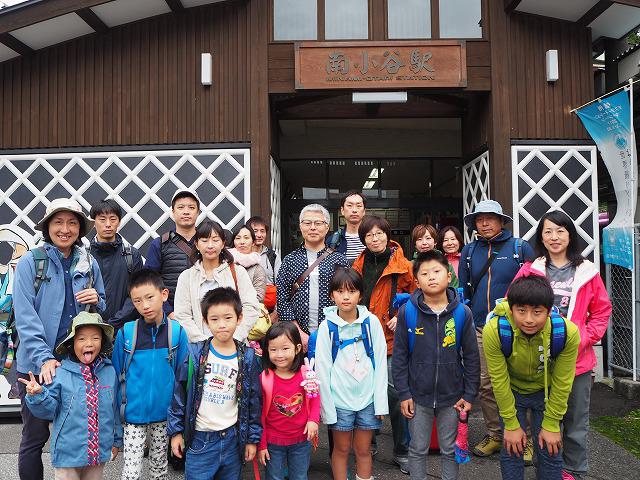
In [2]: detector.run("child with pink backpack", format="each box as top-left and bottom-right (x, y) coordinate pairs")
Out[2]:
(258, 321), (321, 480)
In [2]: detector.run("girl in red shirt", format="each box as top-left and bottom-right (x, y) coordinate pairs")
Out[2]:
(258, 322), (321, 480)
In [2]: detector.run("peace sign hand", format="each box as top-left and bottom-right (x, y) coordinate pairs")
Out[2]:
(18, 371), (43, 396)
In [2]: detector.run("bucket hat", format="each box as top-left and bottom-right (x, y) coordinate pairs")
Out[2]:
(34, 198), (95, 238)
(463, 200), (513, 229)
(55, 311), (114, 356)
(171, 189), (201, 208)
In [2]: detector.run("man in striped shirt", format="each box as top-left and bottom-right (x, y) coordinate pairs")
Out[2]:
(326, 190), (367, 264)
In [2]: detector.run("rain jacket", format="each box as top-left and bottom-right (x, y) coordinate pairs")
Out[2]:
(392, 288), (480, 408)
(513, 257), (612, 376)
(13, 243), (106, 374)
(167, 338), (262, 456)
(483, 299), (579, 433)
(25, 356), (123, 467)
(352, 241), (414, 355)
(315, 305), (388, 425)
(458, 230), (535, 329)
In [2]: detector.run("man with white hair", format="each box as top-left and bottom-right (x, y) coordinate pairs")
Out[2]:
(276, 204), (349, 334)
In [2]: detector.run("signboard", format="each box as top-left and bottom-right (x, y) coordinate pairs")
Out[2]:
(295, 41), (467, 90)
(576, 88), (637, 270)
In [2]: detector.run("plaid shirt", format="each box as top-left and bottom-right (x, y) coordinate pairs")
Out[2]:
(276, 245), (349, 333)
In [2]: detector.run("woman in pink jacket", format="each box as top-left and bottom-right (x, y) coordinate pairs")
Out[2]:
(513, 209), (611, 480)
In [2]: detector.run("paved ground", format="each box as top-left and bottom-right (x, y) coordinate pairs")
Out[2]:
(0, 382), (638, 479)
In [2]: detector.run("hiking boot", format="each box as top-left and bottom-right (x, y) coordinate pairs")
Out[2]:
(473, 435), (502, 457)
(523, 438), (533, 466)
(393, 455), (409, 475)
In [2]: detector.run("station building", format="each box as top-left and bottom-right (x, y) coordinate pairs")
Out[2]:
(0, 0), (639, 258)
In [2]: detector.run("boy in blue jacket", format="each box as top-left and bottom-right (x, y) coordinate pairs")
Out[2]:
(111, 269), (189, 479)
(21, 311), (123, 479)
(168, 287), (262, 480)
(393, 250), (480, 480)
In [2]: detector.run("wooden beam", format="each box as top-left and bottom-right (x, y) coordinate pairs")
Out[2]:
(0, 32), (33, 55)
(504, 0), (523, 13)
(577, 0), (612, 26)
(76, 7), (109, 34)
(0, 0), (112, 35)
(164, 0), (185, 12)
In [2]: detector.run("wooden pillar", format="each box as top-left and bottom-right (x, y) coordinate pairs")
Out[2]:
(487, 1), (513, 215)
(248, 0), (271, 221)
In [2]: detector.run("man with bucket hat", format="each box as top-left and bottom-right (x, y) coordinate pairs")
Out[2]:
(458, 200), (535, 459)
(12, 198), (106, 480)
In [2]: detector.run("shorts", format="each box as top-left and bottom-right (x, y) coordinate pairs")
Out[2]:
(329, 402), (381, 432)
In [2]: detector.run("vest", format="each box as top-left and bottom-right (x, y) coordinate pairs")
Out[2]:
(160, 232), (195, 304)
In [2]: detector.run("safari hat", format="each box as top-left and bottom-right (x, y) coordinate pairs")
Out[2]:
(55, 311), (114, 356)
(34, 198), (94, 238)
(463, 200), (513, 229)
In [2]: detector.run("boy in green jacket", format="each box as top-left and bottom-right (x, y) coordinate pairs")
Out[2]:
(483, 275), (579, 480)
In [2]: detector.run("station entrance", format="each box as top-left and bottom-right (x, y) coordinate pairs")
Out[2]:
(272, 93), (487, 255)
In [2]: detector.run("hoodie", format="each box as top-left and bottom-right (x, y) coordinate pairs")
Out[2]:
(392, 288), (480, 408)
(513, 257), (612, 376)
(228, 248), (267, 302)
(458, 230), (536, 328)
(482, 299), (580, 433)
(315, 305), (389, 425)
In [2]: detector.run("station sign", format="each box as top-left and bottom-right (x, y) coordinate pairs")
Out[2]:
(295, 41), (467, 90)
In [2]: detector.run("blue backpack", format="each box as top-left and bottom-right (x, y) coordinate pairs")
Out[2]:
(492, 305), (567, 359)
(307, 317), (376, 369)
(401, 297), (467, 354)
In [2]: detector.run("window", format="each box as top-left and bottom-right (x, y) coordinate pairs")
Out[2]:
(387, 0), (431, 39)
(273, 0), (317, 41)
(325, 0), (368, 40)
(439, 0), (482, 38)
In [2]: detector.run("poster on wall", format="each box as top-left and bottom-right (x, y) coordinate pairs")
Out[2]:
(576, 87), (637, 270)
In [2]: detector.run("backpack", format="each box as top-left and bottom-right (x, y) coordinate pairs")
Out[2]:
(0, 246), (50, 375)
(326, 317), (376, 369)
(492, 305), (567, 359)
(118, 318), (181, 422)
(402, 298), (467, 355)
(265, 248), (277, 272)
(122, 242), (133, 274)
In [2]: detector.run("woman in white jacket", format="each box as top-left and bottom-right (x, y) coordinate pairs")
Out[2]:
(173, 219), (260, 342)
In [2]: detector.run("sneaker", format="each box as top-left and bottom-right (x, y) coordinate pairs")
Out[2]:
(393, 455), (409, 475)
(523, 439), (533, 466)
(473, 435), (502, 457)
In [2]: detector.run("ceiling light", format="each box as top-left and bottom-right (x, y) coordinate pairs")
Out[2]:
(352, 92), (408, 103)
(363, 180), (376, 189)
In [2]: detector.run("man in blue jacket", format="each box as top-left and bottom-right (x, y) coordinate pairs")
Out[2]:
(13, 198), (106, 480)
(458, 200), (535, 459)
(90, 199), (144, 333)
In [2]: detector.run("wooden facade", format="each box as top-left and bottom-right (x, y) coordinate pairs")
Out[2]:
(0, 0), (596, 221)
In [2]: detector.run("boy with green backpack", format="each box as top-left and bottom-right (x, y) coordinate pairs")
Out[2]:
(483, 275), (579, 480)
(393, 250), (480, 480)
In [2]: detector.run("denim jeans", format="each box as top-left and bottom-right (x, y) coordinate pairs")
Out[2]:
(500, 390), (563, 480)
(408, 403), (459, 480)
(18, 371), (50, 480)
(185, 428), (242, 480)
(266, 440), (311, 480)
(388, 355), (410, 456)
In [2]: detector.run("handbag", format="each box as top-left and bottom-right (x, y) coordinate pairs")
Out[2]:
(248, 304), (272, 341)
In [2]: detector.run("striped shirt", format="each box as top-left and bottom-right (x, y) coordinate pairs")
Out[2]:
(345, 232), (366, 263)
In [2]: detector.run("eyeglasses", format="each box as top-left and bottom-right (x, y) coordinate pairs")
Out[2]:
(300, 220), (328, 228)
(364, 231), (386, 241)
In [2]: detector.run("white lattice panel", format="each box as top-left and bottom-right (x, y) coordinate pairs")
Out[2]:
(462, 150), (490, 243)
(511, 145), (599, 262)
(0, 148), (251, 255)
(270, 157), (282, 257)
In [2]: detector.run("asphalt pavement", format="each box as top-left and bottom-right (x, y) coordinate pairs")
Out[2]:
(0, 382), (637, 479)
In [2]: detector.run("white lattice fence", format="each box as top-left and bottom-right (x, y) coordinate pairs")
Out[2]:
(462, 150), (490, 243)
(270, 157), (282, 257)
(0, 148), (251, 255)
(511, 145), (599, 262)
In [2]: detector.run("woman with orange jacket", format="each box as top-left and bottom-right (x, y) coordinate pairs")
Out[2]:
(352, 215), (414, 473)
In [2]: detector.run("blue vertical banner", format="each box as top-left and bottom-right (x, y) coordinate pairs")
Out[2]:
(576, 88), (637, 270)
